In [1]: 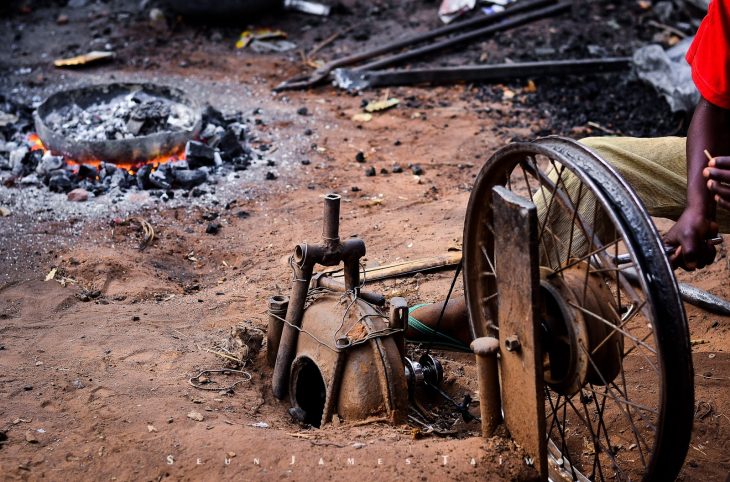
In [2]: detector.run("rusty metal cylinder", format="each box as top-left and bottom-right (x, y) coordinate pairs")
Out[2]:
(272, 261), (315, 400)
(323, 193), (341, 242)
(389, 297), (408, 359)
(471, 337), (502, 437)
(266, 295), (290, 367)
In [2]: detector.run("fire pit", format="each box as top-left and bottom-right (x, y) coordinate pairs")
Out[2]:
(34, 83), (201, 164)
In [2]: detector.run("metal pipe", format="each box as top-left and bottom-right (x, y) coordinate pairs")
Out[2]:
(321, 336), (351, 425)
(313, 274), (385, 306)
(266, 295), (289, 367)
(354, 2), (571, 72)
(323, 193), (341, 244)
(273, 0), (555, 91)
(471, 337), (502, 437)
(271, 195), (367, 400)
(335, 57), (632, 90)
(272, 254), (315, 399)
(341, 238), (366, 291)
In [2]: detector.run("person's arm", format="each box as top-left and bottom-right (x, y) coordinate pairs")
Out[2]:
(664, 96), (726, 270)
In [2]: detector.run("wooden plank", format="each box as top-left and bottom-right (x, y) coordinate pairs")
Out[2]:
(492, 185), (547, 480)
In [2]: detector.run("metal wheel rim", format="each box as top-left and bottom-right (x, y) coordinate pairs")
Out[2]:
(462, 137), (693, 481)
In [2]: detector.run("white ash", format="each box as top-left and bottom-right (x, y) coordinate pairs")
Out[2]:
(45, 91), (196, 142)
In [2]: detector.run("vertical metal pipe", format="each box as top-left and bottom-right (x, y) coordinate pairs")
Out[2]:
(321, 336), (350, 425)
(471, 337), (502, 437)
(322, 193), (341, 243)
(272, 247), (315, 400)
(266, 295), (289, 367)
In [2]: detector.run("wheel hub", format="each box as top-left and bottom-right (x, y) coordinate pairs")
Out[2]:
(539, 262), (623, 397)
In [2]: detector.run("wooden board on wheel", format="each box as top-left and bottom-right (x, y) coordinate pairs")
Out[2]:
(492, 185), (547, 480)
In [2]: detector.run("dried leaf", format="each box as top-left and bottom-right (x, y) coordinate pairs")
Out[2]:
(45, 268), (57, 281)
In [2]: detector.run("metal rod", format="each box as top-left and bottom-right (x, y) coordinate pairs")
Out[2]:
(329, 252), (462, 282)
(613, 236), (723, 265)
(313, 274), (385, 306)
(335, 57), (632, 90)
(353, 2), (571, 72)
(274, 0), (556, 90)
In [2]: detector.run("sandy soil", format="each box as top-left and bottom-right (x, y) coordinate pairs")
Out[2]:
(1, 1), (729, 480)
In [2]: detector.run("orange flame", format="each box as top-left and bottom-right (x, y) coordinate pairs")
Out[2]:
(27, 133), (185, 174)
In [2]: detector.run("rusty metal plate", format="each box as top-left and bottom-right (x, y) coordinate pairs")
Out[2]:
(492, 185), (547, 479)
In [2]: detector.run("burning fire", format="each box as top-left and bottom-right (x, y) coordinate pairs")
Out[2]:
(27, 133), (185, 174)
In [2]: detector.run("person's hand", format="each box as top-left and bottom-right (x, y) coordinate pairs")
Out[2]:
(705, 156), (730, 211)
(664, 208), (718, 271)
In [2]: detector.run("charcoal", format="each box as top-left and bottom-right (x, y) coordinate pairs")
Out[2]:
(206, 222), (221, 235)
(217, 129), (245, 161)
(128, 100), (171, 136)
(104, 168), (132, 190)
(9, 146), (28, 174)
(36, 154), (64, 176)
(228, 122), (246, 140)
(202, 105), (226, 127)
(232, 156), (250, 171)
(173, 169), (207, 189)
(185, 141), (215, 169)
(365, 166), (376, 177)
(48, 172), (73, 193)
(191, 187), (207, 197)
(199, 123), (219, 143)
(265, 171), (277, 180)
(12, 149), (42, 177)
(19, 173), (41, 186)
(136, 164), (154, 189)
(391, 163), (403, 173)
(76, 164), (98, 180)
(126, 118), (145, 136)
(169, 160), (189, 170)
(98, 162), (118, 179)
(149, 164), (173, 189)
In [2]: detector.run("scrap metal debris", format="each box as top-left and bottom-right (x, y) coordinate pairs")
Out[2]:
(235, 29), (288, 49)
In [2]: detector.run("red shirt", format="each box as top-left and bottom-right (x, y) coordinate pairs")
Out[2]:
(686, 0), (730, 109)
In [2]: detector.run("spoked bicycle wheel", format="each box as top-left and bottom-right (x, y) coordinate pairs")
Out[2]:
(462, 137), (693, 481)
